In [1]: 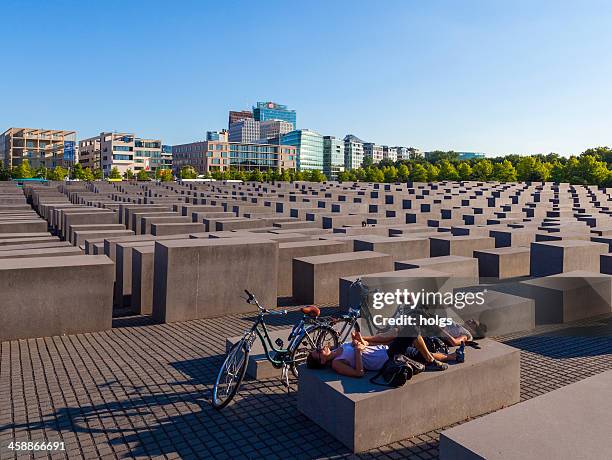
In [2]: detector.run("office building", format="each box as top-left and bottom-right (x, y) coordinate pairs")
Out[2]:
(228, 119), (260, 143)
(0, 127), (77, 169)
(260, 120), (293, 141)
(363, 143), (384, 163)
(79, 132), (162, 176)
(172, 140), (296, 174)
(384, 146), (398, 162)
(344, 134), (365, 170)
(323, 136), (345, 180)
(253, 102), (296, 129)
(280, 129), (324, 172)
(228, 110), (253, 128)
(206, 130), (229, 141)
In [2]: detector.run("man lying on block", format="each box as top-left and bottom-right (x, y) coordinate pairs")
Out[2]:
(306, 328), (466, 377)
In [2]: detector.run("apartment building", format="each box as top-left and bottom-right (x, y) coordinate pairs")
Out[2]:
(383, 146), (398, 162)
(79, 132), (163, 176)
(0, 127), (77, 169)
(323, 136), (345, 180)
(151, 145), (173, 170)
(228, 119), (260, 143)
(363, 143), (384, 163)
(172, 140), (296, 174)
(344, 134), (365, 170)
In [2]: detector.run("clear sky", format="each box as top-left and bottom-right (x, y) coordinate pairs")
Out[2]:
(2, 0), (612, 156)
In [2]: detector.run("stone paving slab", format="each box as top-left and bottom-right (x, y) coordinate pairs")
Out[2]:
(0, 309), (610, 460)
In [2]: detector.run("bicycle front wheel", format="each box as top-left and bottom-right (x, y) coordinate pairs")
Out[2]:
(212, 339), (249, 410)
(289, 325), (338, 379)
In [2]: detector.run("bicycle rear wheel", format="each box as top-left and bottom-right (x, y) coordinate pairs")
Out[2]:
(212, 339), (249, 410)
(289, 325), (338, 378)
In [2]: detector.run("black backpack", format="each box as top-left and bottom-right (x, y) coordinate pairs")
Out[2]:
(370, 354), (425, 388)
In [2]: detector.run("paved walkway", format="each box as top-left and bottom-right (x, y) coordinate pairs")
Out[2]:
(1, 309), (611, 460)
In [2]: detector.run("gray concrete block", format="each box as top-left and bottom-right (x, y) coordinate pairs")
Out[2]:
(430, 235), (495, 258)
(292, 251), (394, 305)
(439, 369), (612, 460)
(153, 238), (278, 322)
(0, 255), (114, 341)
(298, 339), (520, 453)
(474, 246), (530, 279)
(530, 240), (608, 276)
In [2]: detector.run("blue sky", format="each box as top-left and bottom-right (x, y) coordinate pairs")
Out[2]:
(2, 0), (612, 156)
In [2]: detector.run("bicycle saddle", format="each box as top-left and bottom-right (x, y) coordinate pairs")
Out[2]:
(301, 306), (321, 317)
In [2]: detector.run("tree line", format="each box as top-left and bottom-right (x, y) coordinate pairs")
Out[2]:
(337, 147), (612, 186)
(3, 147), (612, 186)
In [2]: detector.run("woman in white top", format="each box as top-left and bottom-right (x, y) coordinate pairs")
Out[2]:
(306, 331), (389, 377)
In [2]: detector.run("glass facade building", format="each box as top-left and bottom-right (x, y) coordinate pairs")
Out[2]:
(323, 136), (345, 180)
(253, 102), (296, 130)
(281, 129), (323, 172)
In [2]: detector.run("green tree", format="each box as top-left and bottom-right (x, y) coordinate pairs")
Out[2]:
(0, 164), (11, 181)
(410, 163), (428, 182)
(457, 162), (472, 180)
(309, 169), (326, 182)
(33, 165), (48, 179)
(123, 168), (134, 180)
(137, 169), (150, 181)
(158, 169), (173, 182)
(12, 159), (32, 179)
(248, 169), (264, 182)
(180, 165), (198, 179)
(72, 163), (84, 180)
(93, 168), (103, 180)
(397, 163), (410, 182)
(109, 167), (122, 179)
(279, 169), (291, 182)
(48, 166), (68, 181)
(437, 160), (459, 180)
(337, 170), (351, 182)
(492, 160), (517, 182)
(425, 163), (439, 182)
(472, 159), (493, 180)
(383, 166), (398, 183)
(577, 154), (609, 185)
(82, 167), (94, 181)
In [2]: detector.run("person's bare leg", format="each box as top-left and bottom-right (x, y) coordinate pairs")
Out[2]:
(433, 352), (456, 362)
(412, 336), (435, 363)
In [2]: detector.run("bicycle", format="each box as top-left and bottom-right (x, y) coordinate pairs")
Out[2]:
(211, 289), (338, 410)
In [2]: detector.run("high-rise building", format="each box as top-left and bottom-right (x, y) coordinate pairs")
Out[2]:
(228, 110), (253, 129)
(172, 140), (296, 174)
(228, 119), (260, 143)
(383, 146), (398, 162)
(281, 129), (324, 172)
(259, 120), (293, 141)
(206, 130), (229, 141)
(79, 132), (162, 177)
(0, 127), (77, 169)
(363, 143), (384, 163)
(323, 136), (345, 180)
(253, 102), (296, 129)
(344, 134), (365, 170)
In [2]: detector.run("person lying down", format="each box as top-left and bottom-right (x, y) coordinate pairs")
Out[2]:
(306, 330), (465, 377)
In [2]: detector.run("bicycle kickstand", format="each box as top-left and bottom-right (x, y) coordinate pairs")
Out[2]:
(281, 364), (290, 392)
